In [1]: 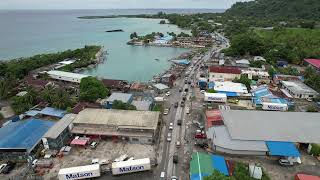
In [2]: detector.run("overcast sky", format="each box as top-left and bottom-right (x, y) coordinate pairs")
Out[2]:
(0, 0), (247, 9)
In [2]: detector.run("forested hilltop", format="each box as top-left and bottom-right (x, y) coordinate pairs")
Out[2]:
(226, 0), (320, 19)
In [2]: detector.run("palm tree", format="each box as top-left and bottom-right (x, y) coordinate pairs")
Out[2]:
(52, 89), (70, 109)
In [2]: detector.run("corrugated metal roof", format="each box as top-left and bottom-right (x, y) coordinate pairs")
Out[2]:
(266, 141), (300, 157)
(43, 114), (76, 139)
(209, 66), (241, 74)
(106, 92), (132, 103)
(39, 107), (66, 118)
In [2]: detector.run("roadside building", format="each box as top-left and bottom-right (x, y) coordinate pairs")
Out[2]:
(130, 82), (147, 92)
(212, 81), (248, 97)
(304, 59), (320, 72)
(161, 73), (176, 87)
(0, 119), (55, 162)
(47, 70), (90, 83)
(206, 110), (224, 127)
(280, 81), (319, 99)
(131, 100), (152, 111)
(153, 83), (170, 93)
(71, 109), (160, 144)
(190, 152), (229, 180)
(209, 66), (241, 81)
(273, 74), (304, 84)
(103, 92), (133, 109)
(235, 59), (250, 68)
(42, 114), (76, 150)
(101, 79), (128, 91)
(242, 68), (269, 80)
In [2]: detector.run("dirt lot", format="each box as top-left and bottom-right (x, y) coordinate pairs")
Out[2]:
(43, 141), (155, 180)
(224, 151), (320, 180)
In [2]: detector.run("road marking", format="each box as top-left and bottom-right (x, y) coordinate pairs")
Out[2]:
(197, 152), (202, 180)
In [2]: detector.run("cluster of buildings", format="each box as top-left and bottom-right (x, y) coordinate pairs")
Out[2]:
(173, 36), (214, 48)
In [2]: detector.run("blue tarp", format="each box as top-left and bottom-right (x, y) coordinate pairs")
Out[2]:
(39, 107), (66, 118)
(266, 141), (300, 157)
(0, 119), (55, 152)
(211, 155), (229, 176)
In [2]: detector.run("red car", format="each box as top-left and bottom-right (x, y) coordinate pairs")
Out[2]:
(195, 133), (207, 139)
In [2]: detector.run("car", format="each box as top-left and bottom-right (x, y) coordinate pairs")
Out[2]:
(306, 98), (313, 102)
(171, 176), (178, 180)
(176, 141), (181, 148)
(180, 101), (185, 107)
(177, 119), (182, 126)
(169, 123), (173, 130)
(90, 141), (98, 149)
(167, 133), (172, 142)
(166, 91), (171, 96)
(163, 108), (169, 115)
(200, 90), (206, 94)
(195, 133), (207, 139)
(1, 162), (15, 174)
(278, 158), (294, 166)
(160, 171), (166, 179)
(179, 88), (183, 92)
(185, 107), (190, 114)
(173, 155), (178, 164)
(174, 102), (178, 108)
(0, 164), (7, 173)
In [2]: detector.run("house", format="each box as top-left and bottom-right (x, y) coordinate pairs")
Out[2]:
(101, 79), (128, 91)
(104, 92), (133, 109)
(280, 81), (319, 99)
(235, 59), (250, 68)
(161, 73), (176, 87)
(71, 102), (101, 114)
(209, 66), (241, 81)
(24, 77), (49, 91)
(304, 59), (320, 72)
(273, 74), (304, 85)
(242, 68), (269, 80)
(212, 81), (248, 97)
(253, 56), (266, 62)
(277, 60), (288, 67)
(153, 83), (169, 93)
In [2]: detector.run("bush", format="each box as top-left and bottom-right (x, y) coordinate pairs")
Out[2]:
(310, 144), (320, 156)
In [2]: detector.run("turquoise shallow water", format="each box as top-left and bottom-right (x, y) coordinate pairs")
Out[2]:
(0, 10), (198, 81)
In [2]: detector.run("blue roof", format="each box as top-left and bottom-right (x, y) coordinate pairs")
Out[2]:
(25, 110), (41, 117)
(39, 107), (66, 118)
(208, 82), (215, 89)
(0, 119), (55, 152)
(266, 141), (300, 157)
(211, 155), (229, 176)
(172, 59), (190, 65)
(217, 91), (238, 97)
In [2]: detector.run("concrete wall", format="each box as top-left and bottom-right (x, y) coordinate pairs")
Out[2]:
(129, 136), (153, 145)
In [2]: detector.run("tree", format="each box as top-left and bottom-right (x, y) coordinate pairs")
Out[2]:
(233, 75), (252, 91)
(207, 89), (217, 93)
(204, 170), (235, 180)
(112, 100), (136, 110)
(130, 32), (138, 39)
(0, 80), (10, 99)
(80, 77), (109, 102)
(51, 89), (71, 109)
(159, 20), (166, 24)
(268, 66), (277, 78)
(306, 106), (318, 112)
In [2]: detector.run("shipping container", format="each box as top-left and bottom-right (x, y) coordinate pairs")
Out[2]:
(262, 102), (288, 111)
(204, 93), (227, 103)
(58, 164), (100, 180)
(112, 158), (151, 175)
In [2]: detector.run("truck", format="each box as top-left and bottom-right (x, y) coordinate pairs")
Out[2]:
(58, 164), (100, 180)
(204, 93), (227, 103)
(262, 102), (288, 111)
(112, 158), (151, 175)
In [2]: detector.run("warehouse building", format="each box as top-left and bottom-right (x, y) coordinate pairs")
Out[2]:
(210, 81), (248, 97)
(47, 70), (90, 83)
(42, 114), (76, 150)
(71, 109), (160, 144)
(0, 119), (55, 162)
(280, 81), (319, 99)
(209, 66), (241, 81)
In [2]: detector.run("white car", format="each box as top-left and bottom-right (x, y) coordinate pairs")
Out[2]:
(166, 91), (171, 96)
(167, 133), (172, 142)
(185, 107), (190, 114)
(90, 141), (98, 149)
(169, 123), (173, 130)
(163, 108), (169, 115)
(0, 164), (8, 173)
(200, 90), (206, 94)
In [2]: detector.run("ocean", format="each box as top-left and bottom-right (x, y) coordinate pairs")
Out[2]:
(0, 9), (224, 81)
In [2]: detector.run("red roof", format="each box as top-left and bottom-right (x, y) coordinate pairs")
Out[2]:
(102, 79), (127, 89)
(70, 139), (89, 146)
(206, 110), (223, 127)
(305, 59), (320, 69)
(209, 66), (241, 74)
(72, 102), (101, 114)
(295, 174), (320, 180)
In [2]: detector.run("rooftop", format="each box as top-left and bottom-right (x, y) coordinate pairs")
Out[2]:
(209, 66), (241, 74)
(281, 81), (318, 95)
(43, 114), (77, 139)
(47, 70), (90, 79)
(207, 126), (268, 152)
(101, 79), (127, 89)
(39, 107), (66, 118)
(73, 108), (159, 130)
(221, 110), (320, 143)
(106, 92), (133, 103)
(304, 59), (320, 69)
(0, 119), (55, 152)
(153, 83), (169, 90)
(214, 81), (248, 94)
(236, 59), (250, 65)
(131, 100), (152, 111)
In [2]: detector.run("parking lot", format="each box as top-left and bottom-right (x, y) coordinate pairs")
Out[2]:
(44, 140), (155, 179)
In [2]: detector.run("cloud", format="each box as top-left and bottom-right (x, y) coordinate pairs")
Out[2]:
(0, 0), (245, 9)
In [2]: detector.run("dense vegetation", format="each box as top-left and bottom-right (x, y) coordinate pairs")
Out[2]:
(112, 100), (137, 110)
(79, 77), (109, 102)
(0, 45), (101, 79)
(226, 0), (320, 20)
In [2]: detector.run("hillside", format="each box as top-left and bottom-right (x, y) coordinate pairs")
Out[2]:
(226, 0), (320, 19)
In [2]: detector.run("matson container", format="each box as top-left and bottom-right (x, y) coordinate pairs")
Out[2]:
(112, 158), (151, 175)
(58, 164), (100, 180)
(204, 93), (227, 103)
(262, 102), (288, 111)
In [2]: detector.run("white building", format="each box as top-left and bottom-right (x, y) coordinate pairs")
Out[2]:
(213, 81), (248, 96)
(242, 68), (269, 80)
(235, 59), (250, 68)
(47, 70), (90, 83)
(253, 56), (266, 62)
(280, 81), (319, 99)
(209, 66), (242, 81)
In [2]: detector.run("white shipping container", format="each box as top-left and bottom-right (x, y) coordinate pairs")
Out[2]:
(112, 158), (151, 175)
(204, 93), (227, 103)
(262, 102), (288, 111)
(58, 164), (100, 180)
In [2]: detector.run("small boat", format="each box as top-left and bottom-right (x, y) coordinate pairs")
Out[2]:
(154, 58), (160, 61)
(105, 29), (123, 32)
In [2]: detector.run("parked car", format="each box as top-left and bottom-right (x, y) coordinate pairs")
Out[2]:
(179, 88), (183, 92)
(174, 102), (178, 108)
(160, 171), (166, 179)
(90, 141), (98, 149)
(167, 133), (172, 142)
(2, 162), (15, 174)
(177, 119), (182, 126)
(185, 107), (190, 114)
(176, 141), (181, 148)
(180, 101), (185, 107)
(171, 176), (178, 180)
(163, 108), (169, 115)
(166, 91), (171, 96)
(195, 133), (207, 139)
(200, 90), (206, 94)
(278, 158), (294, 166)
(173, 154), (178, 164)
(0, 164), (7, 173)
